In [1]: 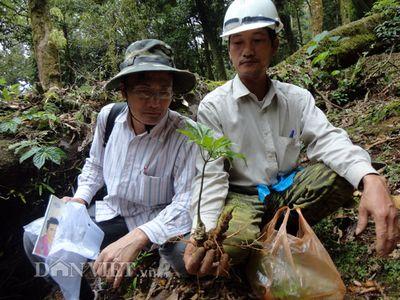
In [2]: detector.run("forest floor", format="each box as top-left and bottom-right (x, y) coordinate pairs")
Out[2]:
(82, 52), (400, 299)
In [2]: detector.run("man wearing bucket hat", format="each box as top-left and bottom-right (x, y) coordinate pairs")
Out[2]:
(23, 39), (197, 297)
(184, 0), (398, 276)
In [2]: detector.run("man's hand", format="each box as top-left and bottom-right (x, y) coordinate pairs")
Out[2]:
(356, 174), (399, 256)
(61, 196), (87, 207)
(93, 228), (149, 288)
(183, 237), (229, 277)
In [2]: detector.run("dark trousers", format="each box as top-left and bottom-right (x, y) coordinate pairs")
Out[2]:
(80, 216), (129, 299)
(221, 163), (354, 265)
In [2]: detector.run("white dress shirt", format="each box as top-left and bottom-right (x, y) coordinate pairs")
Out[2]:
(191, 75), (377, 232)
(74, 103), (196, 245)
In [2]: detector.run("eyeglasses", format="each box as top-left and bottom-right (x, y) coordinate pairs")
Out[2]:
(131, 88), (172, 101)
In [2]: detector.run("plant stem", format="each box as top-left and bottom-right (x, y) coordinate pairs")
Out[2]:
(197, 159), (208, 227)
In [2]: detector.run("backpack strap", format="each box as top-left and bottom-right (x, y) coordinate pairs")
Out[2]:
(103, 102), (127, 147)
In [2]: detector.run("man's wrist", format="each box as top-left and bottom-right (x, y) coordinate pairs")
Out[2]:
(73, 197), (88, 207)
(360, 173), (384, 190)
(130, 228), (150, 248)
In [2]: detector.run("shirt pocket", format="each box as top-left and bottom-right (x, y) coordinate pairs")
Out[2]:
(136, 173), (172, 207)
(275, 136), (301, 173)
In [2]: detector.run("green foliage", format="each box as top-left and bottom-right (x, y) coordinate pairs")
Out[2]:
(355, 100), (400, 127)
(306, 31), (330, 55)
(178, 121), (246, 165)
(385, 163), (400, 187)
(308, 33), (349, 68)
(127, 251), (153, 293)
(370, 0), (400, 14)
(374, 6), (400, 51)
(8, 140), (66, 169)
(313, 217), (374, 281)
(0, 117), (22, 133)
(330, 54), (366, 105)
(204, 80), (226, 93)
(369, 101), (400, 124)
(130, 251), (153, 270)
(49, 28), (67, 50)
(0, 80), (21, 101)
(311, 51), (330, 66)
(379, 257), (400, 286)
(49, 7), (64, 22)
(35, 180), (56, 196)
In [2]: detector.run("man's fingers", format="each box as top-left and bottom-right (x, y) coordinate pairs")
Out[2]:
(215, 253), (230, 277)
(101, 260), (110, 278)
(106, 261), (116, 283)
(374, 214), (388, 256)
(113, 262), (127, 289)
(61, 196), (72, 203)
(356, 205), (369, 235)
(93, 252), (104, 274)
(185, 247), (205, 274)
(385, 206), (399, 254)
(199, 249), (215, 276)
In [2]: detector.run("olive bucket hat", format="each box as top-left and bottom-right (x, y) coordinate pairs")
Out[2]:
(104, 39), (196, 94)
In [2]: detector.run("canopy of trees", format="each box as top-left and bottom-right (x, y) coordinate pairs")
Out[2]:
(0, 0), (384, 91)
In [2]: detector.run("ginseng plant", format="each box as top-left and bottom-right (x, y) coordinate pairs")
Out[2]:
(178, 121), (245, 271)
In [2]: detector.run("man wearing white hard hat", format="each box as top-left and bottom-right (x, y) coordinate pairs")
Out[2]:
(184, 0), (398, 276)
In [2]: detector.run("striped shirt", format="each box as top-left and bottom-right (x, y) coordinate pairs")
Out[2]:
(74, 103), (196, 245)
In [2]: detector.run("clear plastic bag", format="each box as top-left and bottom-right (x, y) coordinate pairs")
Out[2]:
(247, 206), (346, 299)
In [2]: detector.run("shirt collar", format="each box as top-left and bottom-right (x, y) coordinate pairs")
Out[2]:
(116, 105), (169, 142)
(232, 74), (277, 109)
(232, 74), (251, 100)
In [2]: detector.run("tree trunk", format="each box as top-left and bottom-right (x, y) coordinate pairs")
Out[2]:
(323, 0), (340, 30)
(28, 0), (61, 91)
(339, 0), (357, 24)
(310, 0), (324, 35)
(353, 0), (376, 18)
(275, 0), (298, 53)
(203, 36), (215, 81)
(61, 18), (73, 85)
(195, 0), (227, 80)
(296, 8), (304, 45)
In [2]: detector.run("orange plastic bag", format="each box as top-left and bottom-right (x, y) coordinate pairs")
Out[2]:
(246, 206), (346, 299)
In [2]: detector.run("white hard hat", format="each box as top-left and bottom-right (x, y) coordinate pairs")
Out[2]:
(221, 0), (284, 38)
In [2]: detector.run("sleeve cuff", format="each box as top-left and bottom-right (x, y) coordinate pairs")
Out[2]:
(138, 221), (166, 245)
(74, 187), (95, 205)
(139, 217), (192, 245)
(344, 162), (378, 189)
(191, 213), (218, 234)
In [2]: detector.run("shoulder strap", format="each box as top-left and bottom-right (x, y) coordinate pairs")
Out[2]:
(103, 102), (127, 147)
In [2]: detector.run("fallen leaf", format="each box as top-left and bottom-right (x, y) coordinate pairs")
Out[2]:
(353, 280), (362, 287)
(359, 286), (378, 295)
(364, 280), (377, 288)
(392, 195), (400, 209)
(165, 290), (179, 300)
(389, 249), (400, 259)
(190, 294), (199, 300)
